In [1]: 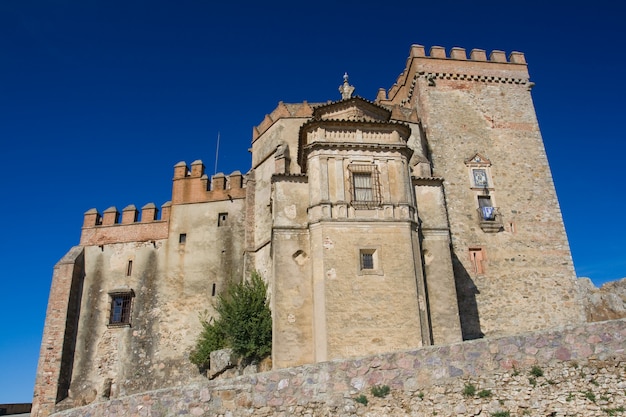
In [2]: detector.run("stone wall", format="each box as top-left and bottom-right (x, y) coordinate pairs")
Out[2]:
(50, 318), (626, 417)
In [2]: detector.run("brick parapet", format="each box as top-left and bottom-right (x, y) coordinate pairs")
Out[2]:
(171, 160), (246, 204)
(48, 318), (626, 417)
(252, 101), (317, 142)
(79, 202), (170, 246)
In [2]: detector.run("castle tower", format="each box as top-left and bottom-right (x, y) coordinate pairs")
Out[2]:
(250, 76), (462, 368)
(378, 45), (585, 338)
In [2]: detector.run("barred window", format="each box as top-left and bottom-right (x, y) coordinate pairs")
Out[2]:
(349, 164), (381, 209)
(361, 251), (374, 270)
(109, 291), (134, 326)
(358, 248), (382, 275)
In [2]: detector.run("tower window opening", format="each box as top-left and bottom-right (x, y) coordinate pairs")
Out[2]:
(108, 291), (134, 326)
(469, 248), (486, 274)
(361, 251), (374, 269)
(349, 164), (381, 209)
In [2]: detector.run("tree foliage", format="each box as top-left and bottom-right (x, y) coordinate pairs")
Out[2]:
(190, 271), (272, 370)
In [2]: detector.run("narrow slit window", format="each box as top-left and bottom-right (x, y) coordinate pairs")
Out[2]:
(212, 283), (216, 297)
(469, 248), (485, 274)
(126, 260), (133, 276)
(218, 213), (228, 226)
(179, 233), (187, 244)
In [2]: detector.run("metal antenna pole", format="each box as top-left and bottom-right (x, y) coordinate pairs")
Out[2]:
(214, 132), (220, 176)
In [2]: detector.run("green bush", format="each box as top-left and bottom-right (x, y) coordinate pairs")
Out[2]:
(189, 315), (226, 370)
(216, 271), (272, 363)
(491, 411), (510, 417)
(190, 271), (272, 368)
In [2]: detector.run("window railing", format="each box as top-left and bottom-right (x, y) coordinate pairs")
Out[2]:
(349, 164), (382, 209)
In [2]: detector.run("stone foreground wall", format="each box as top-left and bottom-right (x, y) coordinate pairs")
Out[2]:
(51, 319), (626, 417)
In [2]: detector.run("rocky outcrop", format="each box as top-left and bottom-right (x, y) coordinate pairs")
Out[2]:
(577, 277), (626, 322)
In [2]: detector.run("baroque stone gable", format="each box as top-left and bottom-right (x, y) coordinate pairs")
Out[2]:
(312, 96), (391, 122)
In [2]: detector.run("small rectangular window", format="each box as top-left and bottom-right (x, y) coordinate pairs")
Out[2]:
(109, 291), (134, 326)
(179, 233), (187, 244)
(126, 260), (133, 276)
(357, 248), (383, 275)
(361, 251), (374, 269)
(218, 213), (228, 226)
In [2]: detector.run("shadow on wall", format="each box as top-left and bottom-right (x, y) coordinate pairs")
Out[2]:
(452, 251), (484, 340)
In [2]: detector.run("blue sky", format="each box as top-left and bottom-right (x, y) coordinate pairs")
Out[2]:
(1, 0), (625, 404)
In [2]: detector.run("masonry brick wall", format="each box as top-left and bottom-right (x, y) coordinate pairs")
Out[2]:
(32, 247), (85, 417)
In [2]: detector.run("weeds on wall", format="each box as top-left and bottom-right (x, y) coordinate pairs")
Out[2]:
(603, 406), (625, 415)
(371, 385), (390, 398)
(530, 365), (544, 377)
(478, 389), (492, 398)
(355, 394), (368, 406)
(189, 271), (272, 369)
(463, 383), (477, 397)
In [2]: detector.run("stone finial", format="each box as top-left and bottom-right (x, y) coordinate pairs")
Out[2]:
(339, 73), (355, 100)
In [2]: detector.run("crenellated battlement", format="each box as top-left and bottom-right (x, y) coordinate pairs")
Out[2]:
(80, 202), (171, 246)
(171, 160), (246, 204)
(252, 101), (316, 142)
(379, 44), (531, 107)
(407, 44), (526, 64)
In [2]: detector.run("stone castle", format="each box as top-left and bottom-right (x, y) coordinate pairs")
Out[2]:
(32, 44), (587, 416)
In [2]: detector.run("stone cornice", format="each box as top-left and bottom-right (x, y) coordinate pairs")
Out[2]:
(271, 173), (308, 184)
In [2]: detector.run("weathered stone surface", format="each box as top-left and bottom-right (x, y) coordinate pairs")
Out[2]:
(208, 349), (235, 379)
(578, 277), (626, 322)
(49, 318), (626, 417)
